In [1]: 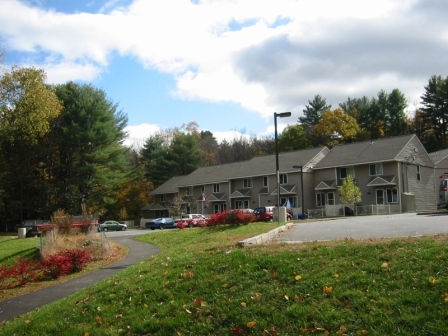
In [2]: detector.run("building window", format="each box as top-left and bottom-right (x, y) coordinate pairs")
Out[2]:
(340, 166), (355, 179)
(327, 192), (335, 205)
(201, 185), (205, 193)
(376, 189), (384, 205)
(316, 192), (334, 206)
(263, 176), (268, 187)
(186, 186), (193, 196)
(386, 188), (398, 203)
(214, 203), (227, 213)
(417, 165), (421, 181)
(160, 194), (166, 202)
(369, 164), (383, 176)
(316, 193), (326, 207)
(243, 178), (252, 188)
(235, 200), (249, 209)
(279, 174), (288, 184)
(213, 184), (220, 193)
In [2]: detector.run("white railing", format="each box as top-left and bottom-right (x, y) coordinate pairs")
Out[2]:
(307, 204), (402, 219)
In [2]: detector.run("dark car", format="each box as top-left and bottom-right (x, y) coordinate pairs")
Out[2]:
(253, 207), (274, 221)
(98, 220), (127, 232)
(19, 219), (49, 237)
(253, 207), (293, 222)
(145, 218), (177, 230)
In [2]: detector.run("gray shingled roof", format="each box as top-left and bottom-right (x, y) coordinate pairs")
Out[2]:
(176, 146), (328, 186)
(429, 149), (448, 166)
(313, 134), (419, 169)
(150, 175), (187, 195)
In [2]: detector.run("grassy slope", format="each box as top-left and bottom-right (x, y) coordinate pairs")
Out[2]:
(1, 224), (448, 335)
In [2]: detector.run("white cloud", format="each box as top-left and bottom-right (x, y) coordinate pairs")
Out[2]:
(124, 123), (254, 149)
(1, 0), (446, 122)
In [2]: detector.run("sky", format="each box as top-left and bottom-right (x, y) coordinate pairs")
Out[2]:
(0, 0), (447, 148)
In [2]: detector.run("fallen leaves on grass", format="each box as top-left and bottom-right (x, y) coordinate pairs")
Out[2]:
(323, 286), (333, 293)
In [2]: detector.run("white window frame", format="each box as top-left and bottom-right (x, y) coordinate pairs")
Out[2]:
(340, 166), (355, 179)
(213, 183), (220, 193)
(386, 188), (398, 203)
(243, 178), (252, 188)
(369, 164), (383, 176)
(279, 173), (288, 184)
(235, 200), (249, 209)
(160, 194), (166, 202)
(376, 189), (385, 205)
(263, 176), (268, 187)
(316, 193), (326, 207)
(417, 165), (421, 181)
(327, 192), (335, 205)
(214, 203), (227, 213)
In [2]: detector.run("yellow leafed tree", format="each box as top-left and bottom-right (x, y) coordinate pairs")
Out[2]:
(313, 108), (361, 148)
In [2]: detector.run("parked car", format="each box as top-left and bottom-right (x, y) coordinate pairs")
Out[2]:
(19, 219), (49, 237)
(146, 218), (177, 230)
(98, 220), (127, 232)
(178, 214), (207, 227)
(253, 207), (274, 221)
(253, 207), (293, 222)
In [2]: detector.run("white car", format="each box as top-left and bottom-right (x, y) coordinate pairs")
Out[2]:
(179, 214), (207, 227)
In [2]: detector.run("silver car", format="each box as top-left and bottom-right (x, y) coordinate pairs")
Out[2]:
(98, 220), (127, 232)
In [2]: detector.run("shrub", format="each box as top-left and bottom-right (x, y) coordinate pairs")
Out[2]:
(208, 210), (256, 226)
(63, 248), (92, 273)
(0, 259), (41, 289)
(40, 254), (73, 279)
(40, 248), (93, 279)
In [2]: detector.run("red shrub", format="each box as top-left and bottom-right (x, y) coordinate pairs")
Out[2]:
(41, 248), (92, 279)
(62, 248), (92, 273)
(40, 254), (73, 279)
(0, 259), (41, 289)
(208, 210), (256, 226)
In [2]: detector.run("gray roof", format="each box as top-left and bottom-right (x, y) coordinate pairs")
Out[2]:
(176, 147), (328, 187)
(429, 149), (448, 166)
(313, 134), (425, 169)
(150, 175), (187, 195)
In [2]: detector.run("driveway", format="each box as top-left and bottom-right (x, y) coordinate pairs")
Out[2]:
(277, 212), (448, 243)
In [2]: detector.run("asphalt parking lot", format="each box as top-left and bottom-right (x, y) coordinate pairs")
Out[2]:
(277, 212), (448, 243)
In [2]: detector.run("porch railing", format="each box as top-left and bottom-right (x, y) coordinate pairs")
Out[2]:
(307, 204), (402, 219)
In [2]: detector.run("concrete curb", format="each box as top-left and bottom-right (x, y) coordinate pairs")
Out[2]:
(237, 223), (295, 247)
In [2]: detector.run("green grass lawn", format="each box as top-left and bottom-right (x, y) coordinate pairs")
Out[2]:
(1, 223), (448, 335)
(0, 235), (41, 265)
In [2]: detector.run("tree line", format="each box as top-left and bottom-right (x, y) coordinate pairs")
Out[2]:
(1, 49), (447, 228)
(142, 75), (448, 186)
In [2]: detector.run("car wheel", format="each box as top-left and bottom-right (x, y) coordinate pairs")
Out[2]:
(159, 224), (165, 230)
(122, 227), (126, 231)
(151, 228), (155, 230)
(103, 227), (108, 232)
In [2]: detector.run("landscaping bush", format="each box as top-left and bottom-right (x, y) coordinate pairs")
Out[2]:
(62, 248), (92, 273)
(208, 210), (256, 226)
(40, 253), (73, 279)
(0, 259), (41, 289)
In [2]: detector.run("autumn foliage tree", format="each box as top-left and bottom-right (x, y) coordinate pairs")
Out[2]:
(0, 67), (63, 228)
(312, 108), (361, 148)
(338, 176), (362, 207)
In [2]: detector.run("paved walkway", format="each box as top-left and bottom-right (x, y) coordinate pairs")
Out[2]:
(0, 235), (160, 322)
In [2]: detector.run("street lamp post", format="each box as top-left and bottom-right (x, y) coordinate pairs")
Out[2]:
(293, 165), (305, 219)
(274, 112), (291, 222)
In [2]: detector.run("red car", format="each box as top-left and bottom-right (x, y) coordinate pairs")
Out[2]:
(253, 207), (293, 222)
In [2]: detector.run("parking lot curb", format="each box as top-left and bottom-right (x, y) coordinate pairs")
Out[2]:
(236, 223), (295, 247)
